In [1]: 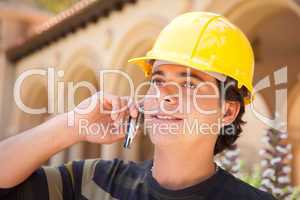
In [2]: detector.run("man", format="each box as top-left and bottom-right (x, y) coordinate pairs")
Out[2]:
(0, 12), (276, 199)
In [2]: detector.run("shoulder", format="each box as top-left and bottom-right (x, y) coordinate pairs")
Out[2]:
(90, 158), (151, 177)
(84, 158), (151, 186)
(220, 169), (277, 200)
(50, 158), (151, 199)
(80, 158), (150, 199)
(0, 168), (48, 200)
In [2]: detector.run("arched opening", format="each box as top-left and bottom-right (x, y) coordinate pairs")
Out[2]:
(7, 71), (49, 135)
(64, 64), (99, 162)
(49, 47), (101, 165)
(103, 17), (168, 162)
(222, 0), (300, 184)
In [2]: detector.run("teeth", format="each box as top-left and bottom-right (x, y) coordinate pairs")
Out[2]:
(156, 115), (176, 120)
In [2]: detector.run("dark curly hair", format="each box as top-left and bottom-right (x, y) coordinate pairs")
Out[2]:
(213, 77), (249, 155)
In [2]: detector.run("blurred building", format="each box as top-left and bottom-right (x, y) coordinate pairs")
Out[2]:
(0, 1), (50, 135)
(1, 0), (300, 185)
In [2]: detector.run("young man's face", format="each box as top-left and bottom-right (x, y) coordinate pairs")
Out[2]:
(143, 64), (224, 148)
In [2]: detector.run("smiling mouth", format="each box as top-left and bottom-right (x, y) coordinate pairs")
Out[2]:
(151, 114), (183, 121)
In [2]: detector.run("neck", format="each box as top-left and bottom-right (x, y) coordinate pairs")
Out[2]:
(152, 144), (216, 190)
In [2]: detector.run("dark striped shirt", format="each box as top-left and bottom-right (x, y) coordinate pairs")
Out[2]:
(0, 158), (276, 200)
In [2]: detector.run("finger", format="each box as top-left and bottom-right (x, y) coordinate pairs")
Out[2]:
(127, 97), (144, 118)
(118, 97), (130, 134)
(94, 91), (111, 116)
(119, 97), (129, 119)
(111, 96), (121, 121)
(110, 121), (126, 141)
(137, 98), (145, 111)
(129, 103), (138, 118)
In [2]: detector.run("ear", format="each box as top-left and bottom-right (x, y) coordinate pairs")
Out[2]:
(222, 101), (241, 126)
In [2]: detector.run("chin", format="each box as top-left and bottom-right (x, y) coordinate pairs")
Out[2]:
(148, 129), (183, 146)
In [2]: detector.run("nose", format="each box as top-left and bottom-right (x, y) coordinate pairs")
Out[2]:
(163, 95), (178, 105)
(146, 81), (180, 112)
(160, 85), (179, 107)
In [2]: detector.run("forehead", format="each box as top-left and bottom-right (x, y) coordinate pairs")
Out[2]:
(152, 64), (215, 81)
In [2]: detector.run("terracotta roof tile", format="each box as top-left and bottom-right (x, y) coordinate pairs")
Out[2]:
(6, 0), (138, 63)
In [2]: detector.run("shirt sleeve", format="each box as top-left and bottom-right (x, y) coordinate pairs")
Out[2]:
(0, 160), (85, 200)
(0, 168), (49, 200)
(0, 158), (134, 200)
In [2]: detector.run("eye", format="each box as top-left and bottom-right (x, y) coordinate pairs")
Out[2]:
(150, 78), (164, 87)
(182, 81), (196, 89)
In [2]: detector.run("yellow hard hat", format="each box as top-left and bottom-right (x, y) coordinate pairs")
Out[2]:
(128, 12), (254, 104)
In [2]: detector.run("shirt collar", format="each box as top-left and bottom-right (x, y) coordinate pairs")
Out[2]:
(144, 159), (226, 199)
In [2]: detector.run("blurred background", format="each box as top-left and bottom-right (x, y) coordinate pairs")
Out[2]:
(0, 0), (299, 190)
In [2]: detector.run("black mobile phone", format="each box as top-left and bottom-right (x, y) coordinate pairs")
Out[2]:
(123, 111), (144, 149)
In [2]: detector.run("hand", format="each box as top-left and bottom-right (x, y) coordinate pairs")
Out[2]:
(67, 91), (139, 144)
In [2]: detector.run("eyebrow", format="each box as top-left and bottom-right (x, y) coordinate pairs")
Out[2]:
(151, 70), (165, 77)
(151, 70), (205, 82)
(178, 71), (205, 82)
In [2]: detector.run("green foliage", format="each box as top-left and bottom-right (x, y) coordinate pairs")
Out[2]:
(290, 188), (300, 200)
(239, 160), (300, 200)
(239, 161), (262, 188)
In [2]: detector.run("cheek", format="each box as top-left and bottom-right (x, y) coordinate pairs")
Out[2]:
(184, 110), (221, 135)
(189, 96), (221, 123)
